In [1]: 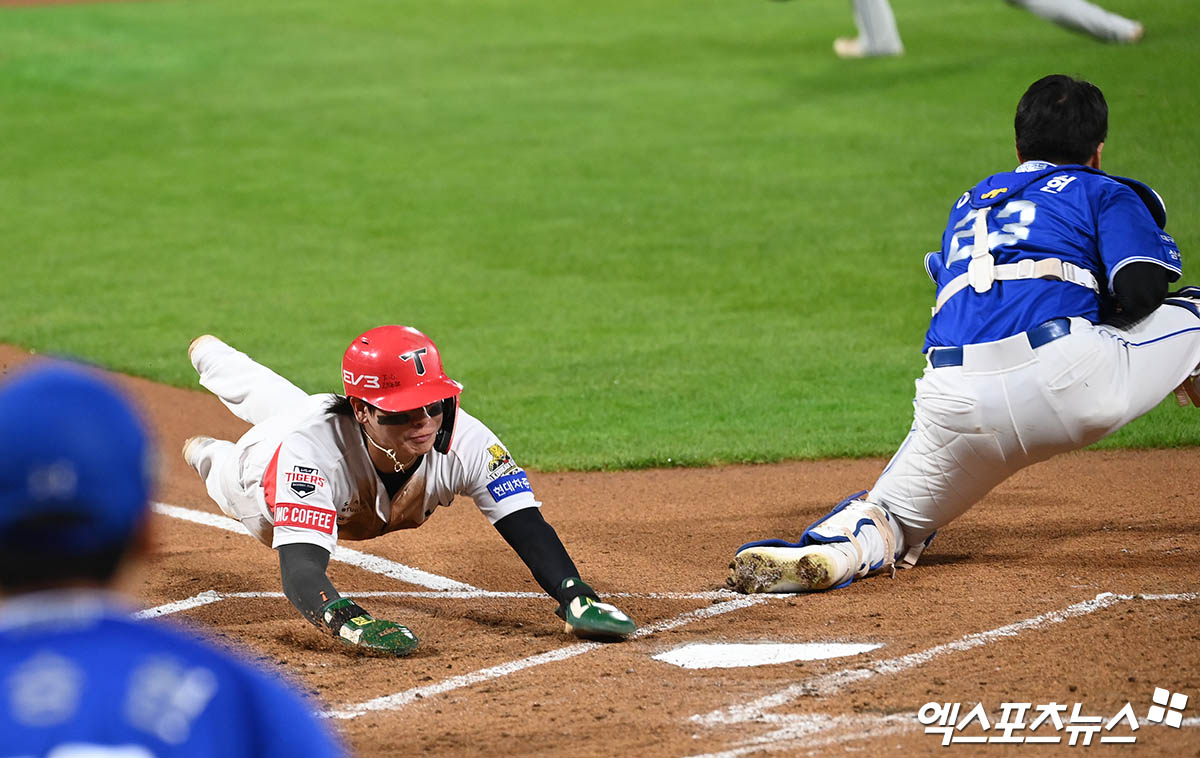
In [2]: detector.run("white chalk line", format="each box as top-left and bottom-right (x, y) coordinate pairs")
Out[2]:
(687, 713), (915, 758)
(322, 641), (599, 719)
(686, 592), (1200, 757)
(155, 502), (805, 599)
(135, 589), (750, 619)
(633, 594), (767, 638)
(324, 594), (770, 720)
(686, 711), (1200, 758)
(694, 592), (1198, 726)
(153, 501), (478, 591)
(151, 501), (788, 721)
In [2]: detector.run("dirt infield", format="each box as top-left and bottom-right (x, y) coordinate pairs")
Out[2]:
(3, 345), (1197, 756)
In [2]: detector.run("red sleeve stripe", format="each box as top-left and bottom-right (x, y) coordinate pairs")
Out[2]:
(262, 444), (283, 507)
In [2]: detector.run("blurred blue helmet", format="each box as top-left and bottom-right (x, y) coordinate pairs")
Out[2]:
(0, 361), (153, 553)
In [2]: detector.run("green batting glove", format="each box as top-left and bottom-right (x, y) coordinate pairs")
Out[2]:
(322, 597), (419, 656)
(554, 578), (636, 641)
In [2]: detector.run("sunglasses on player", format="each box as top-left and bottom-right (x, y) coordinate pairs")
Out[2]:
(375, 400), (446, 426)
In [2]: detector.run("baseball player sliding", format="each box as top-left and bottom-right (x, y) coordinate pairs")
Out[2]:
(729, 74), (1200, 593)
(184, 326), (635, 655)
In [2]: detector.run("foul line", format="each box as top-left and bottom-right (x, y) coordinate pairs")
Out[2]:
(150, 499), (780, 719)
(324, 594), (770, 719)
(695, 592), (1198, 726)
(152, 502), (479, 591)
(136, 589), (748, 619)
(688, 713), (915, 758)
(687, 712), (1200, 758)
(687, 592), (1200, 757)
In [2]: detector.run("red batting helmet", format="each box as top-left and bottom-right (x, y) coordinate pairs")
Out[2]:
(342, 326), (463, 451)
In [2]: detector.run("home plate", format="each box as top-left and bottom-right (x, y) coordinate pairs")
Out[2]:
(653, 642), (882, 669)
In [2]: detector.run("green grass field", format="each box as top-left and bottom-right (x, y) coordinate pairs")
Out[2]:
(1, 0), (1196, 468)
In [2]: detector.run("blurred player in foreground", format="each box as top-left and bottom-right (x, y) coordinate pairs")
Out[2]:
(183, 325), (635, 656)
(833, 0), (1142, 58)
(0, 361), (344, 757)
(729, 74), (1199, 592)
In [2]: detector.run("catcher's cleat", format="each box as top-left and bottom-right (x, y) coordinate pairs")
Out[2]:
(181, 435), (217, 476)
(726, 544), (852, 593)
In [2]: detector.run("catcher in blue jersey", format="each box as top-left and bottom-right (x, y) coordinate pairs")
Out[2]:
(729, 74), (1200, 592)
(0, 362), (344, 758)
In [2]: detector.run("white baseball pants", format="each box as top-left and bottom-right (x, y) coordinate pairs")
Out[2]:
(867, 300), (1200, 561)
(188, 338), (320, 546)
(1006, 0), (1141, 43)
(850, 0), (1139, 57)
(851, 0), (904, 55)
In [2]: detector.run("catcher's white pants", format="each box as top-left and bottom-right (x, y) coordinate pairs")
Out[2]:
(810, 301), (1200, 572)
(873, 303), (1200, 559)
(189, 338), (319, 546)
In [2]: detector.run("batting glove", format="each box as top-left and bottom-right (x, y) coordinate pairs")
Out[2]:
(322, 597), (419, 656)
(554, 578), (636, 641)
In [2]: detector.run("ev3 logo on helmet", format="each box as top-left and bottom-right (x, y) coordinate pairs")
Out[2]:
(342, 370), (381, 389)
(399, 348), (428, 376)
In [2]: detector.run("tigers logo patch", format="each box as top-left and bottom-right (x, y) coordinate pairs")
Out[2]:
(285, 465), (325, 499)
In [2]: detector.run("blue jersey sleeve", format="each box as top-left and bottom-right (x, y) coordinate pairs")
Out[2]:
(1096, 182), (1182, 293)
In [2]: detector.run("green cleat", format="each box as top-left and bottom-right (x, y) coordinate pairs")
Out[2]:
(556, 596), (637, 641)
(554, 578), (636, 641)
(322, 597), (419, 656)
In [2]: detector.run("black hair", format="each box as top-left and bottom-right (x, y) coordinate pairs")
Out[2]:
(1014, 74), (1108, 166)
(325, 394), (356, 418)
(0, 512), (129, 590)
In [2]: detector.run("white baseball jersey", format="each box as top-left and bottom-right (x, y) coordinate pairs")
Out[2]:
(264, 404), (537, 552)
(188, 338), (539, 550)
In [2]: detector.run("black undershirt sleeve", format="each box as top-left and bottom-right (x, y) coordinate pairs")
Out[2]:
(278, 542), (341, 629)
(1106, 262), (1170, 328)
(493, 507), (592, 604)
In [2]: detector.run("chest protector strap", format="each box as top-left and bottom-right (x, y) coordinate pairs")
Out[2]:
(931, 206), (1099, 317)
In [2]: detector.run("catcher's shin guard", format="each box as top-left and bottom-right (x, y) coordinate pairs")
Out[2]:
(727, 492), (900, 593)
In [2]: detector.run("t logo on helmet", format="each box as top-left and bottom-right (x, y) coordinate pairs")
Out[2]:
(399, 348), (428, 376)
